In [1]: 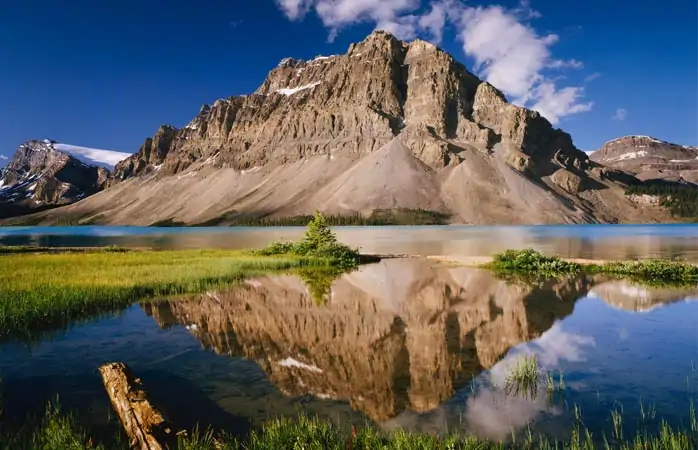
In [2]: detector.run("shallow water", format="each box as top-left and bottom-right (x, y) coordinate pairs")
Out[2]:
(3, 224), (698, 260)
(1, 258), (697, 443)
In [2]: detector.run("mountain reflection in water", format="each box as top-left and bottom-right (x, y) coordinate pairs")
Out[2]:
(142, 258), (697, 439)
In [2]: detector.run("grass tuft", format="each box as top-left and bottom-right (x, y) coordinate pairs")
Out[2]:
(504, 354), (541, 399)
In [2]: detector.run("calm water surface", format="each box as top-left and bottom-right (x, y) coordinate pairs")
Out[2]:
(1, 257), (697, 443)
(3, 224), (698, 260)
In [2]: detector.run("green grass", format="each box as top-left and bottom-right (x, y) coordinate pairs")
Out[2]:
(488, 249), (698, 286)
(4, 404), (696, 450)
(0, 400), (120, 450)
(0, 212), (372, 339)
(0, 248), (344, 340)
(491, 249), (583, 276)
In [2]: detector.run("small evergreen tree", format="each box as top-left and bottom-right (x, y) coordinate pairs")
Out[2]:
(299, 211), (339, 253)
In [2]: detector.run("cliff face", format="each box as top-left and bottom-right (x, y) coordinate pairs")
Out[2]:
(0, 140), (109, 219)
(5, 32), (674, 225)
(113, 32), (586, 178)
(589, 135), (698, 184)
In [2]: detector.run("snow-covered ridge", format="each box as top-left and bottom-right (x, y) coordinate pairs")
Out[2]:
(53, 143), (130, 169)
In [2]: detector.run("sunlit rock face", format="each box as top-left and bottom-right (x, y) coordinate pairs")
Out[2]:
(144, 258), (594, 422)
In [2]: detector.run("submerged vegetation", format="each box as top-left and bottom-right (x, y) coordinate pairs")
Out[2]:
(0, 212), (371, 339)
(488, 248), (698, 286)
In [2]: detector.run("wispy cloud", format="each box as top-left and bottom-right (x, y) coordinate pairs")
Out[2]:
(584, 72), (601, 82)
(53, 143), (131, 169)
(0, 154), (7, 160)
(275, 0), (594, 124)
(611, 108), (628, 121)
(548, 59), (584, 69)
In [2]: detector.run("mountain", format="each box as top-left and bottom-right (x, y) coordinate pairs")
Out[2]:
(1, 32), (677, 225)
(0, 140), (113, 219)
(589, 135), (698, 184)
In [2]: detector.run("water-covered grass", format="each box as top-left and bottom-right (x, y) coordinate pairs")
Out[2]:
(0, 248), (340, 340)
(488, 249), (698, 286)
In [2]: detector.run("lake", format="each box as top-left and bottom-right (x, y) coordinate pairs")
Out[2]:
(3, 224), (698, 260)
(1, 225), (697, 445)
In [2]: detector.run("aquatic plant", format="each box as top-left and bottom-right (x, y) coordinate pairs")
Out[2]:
(504, 354), (541, 399)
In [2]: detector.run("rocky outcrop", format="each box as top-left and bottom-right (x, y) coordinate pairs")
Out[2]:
(111, 126), (178, 181)
(5, 32), (674, 225)
(143, 259), (590, 422)
(589, 135), (698, 184)
(0, 140), (109, 219)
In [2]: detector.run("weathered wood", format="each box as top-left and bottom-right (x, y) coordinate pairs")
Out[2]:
(99, 362), (179, 450)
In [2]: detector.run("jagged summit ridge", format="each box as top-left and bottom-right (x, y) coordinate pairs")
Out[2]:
(112, 29), (588, 183)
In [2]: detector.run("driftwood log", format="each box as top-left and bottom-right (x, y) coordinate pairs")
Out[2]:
(98, 362), (180, 450)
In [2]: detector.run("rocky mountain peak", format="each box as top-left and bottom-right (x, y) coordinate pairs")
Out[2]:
(590, 135), (698, 183)
(0, 140), (110, 218)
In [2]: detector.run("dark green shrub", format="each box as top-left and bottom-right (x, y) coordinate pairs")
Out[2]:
(491, 249), (582, 275)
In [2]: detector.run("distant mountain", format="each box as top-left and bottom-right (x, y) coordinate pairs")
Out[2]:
(0, 32), (681, 225)
(589, 135), (698, 184)
(0, 139), (121, 219)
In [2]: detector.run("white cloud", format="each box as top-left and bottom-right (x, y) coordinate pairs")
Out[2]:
(275, 0), (594, 123)
(0, 154), (7, 160)
(530, 83), (594, 125)
(315, 0), (421, 41)
(584, 72), (601, 82)
(611, 108), (628, 121)
(417, 2), (448, 43)
(464, 323), (594, 441)
(548, 59), (584, 69)
(275, 0), (313, 20)
(53, 143), (131, 169)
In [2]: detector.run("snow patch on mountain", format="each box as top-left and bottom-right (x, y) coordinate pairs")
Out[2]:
(53, 143), (131, 169)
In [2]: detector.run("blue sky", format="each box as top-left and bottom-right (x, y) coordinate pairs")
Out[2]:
(1, 0), (696, 165)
